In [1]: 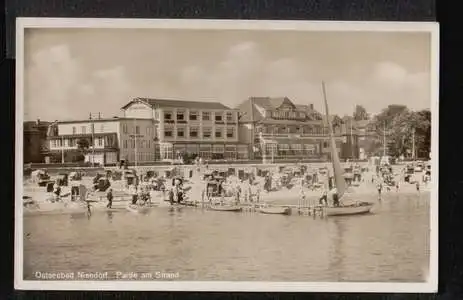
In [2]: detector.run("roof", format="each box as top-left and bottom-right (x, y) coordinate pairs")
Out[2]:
(56, 117), (154, 124)
(236, 97), (322, 123)
(122, 97), (233, 110)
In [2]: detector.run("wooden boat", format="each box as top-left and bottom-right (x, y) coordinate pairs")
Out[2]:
(209, 205), (242, 212)
(321, 82), (373, 217)
(23, 201), (90, 216)
(325, 202), (373, 216)
(259, 206), (291, 215)
(126, 204), (150, 214)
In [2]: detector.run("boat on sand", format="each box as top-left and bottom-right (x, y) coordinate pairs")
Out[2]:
(324, 202), (373, 216)
(259, 206), (291, 215)
(209, 205), (242, 212)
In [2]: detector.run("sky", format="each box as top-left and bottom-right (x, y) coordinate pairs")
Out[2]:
(23, 27), (432, 121)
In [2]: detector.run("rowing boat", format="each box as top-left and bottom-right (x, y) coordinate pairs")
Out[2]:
(259, 206), (291, 215)
(209, 205), (242, 212)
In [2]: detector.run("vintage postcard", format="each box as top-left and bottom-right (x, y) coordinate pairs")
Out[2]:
(15, 18), (439, 292)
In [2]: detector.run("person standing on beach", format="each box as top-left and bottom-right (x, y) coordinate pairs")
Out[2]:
(53, 179), (61, 202)
(416, 181), (420, 193)
(377, 181), (383, 200)
(319, 189), (328, 206)
(130, 184), (138, 205)
(331, 187), (340, 207)
(106, 188), (113, 209)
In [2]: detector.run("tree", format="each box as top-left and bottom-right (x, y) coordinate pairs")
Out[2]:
(76, 138), (90, 153)
(368, 106), (431, 158)
(353, 105), (369, 121)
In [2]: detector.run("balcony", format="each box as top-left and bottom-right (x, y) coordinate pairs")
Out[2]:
(259, 132), (335, 138)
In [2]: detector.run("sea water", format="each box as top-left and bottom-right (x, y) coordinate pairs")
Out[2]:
(23, 191), (430, 282)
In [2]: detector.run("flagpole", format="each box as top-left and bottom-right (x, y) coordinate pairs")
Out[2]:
(383, 121), (386, 157)
(350, 107), (354, 159)
(91, 114), (95, 167)
(412, 127), (416, 161)
(61, 135), (64, 164)
(133, 118), (138, 169)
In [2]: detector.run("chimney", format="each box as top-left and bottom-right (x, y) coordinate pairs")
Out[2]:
(98, 112), (101, 119)
(36, 118), (40, 125)
(89, 113), (92, 120)
(309, 104), (314, 110)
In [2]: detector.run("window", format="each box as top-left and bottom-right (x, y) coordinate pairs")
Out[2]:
(226, 112), (233, 122)
(98, 138), (103, 146)
(177, 128), (185, 138)
(177, 110), (184, 120)
(227, 128), (234, 138)
(81, 126), (86, 134)
(123, 124), (128, 134)
(135, 126), (140, 134)
(72, 127), (76, 134)
(215, 128), (222, 138)
(164, 130), (173, 137)
(131, 140), (135, 148)
(190, 127), (198, 138)
(203, 127), (212, 139)
(215, 113), (223, 121)
(189, 111), (198, 121)
(124, 140), (128, 148)
(164, 112), (172, 120)
(202, 112), (210, 121)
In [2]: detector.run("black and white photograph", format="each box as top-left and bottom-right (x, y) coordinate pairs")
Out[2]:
(15, 18), (439, 292)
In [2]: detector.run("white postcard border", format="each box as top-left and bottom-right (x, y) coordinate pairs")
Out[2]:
(14, 17), (439, 293)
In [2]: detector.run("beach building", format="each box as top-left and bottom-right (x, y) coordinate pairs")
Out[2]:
(46, 116), (155, 165)
(236, 97), (360, 161)
(23, 119), (50, 163)
(121, 98), (248, 161)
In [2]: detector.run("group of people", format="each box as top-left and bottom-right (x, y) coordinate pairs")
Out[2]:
(128, 183), (152, 206)
(202, 175), (261, 206)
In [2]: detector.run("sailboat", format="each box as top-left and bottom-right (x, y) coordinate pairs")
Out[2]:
(321, 82), (374, 217)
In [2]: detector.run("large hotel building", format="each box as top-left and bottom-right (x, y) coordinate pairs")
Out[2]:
(43, 97), (362, 165)
(236, 97), (359, 161)
(121, 98), (247, 161)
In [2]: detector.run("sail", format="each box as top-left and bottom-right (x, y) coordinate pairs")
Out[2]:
(322, 82), (347, 199)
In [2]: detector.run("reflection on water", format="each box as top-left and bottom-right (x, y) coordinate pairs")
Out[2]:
(23, 192), (430, 282)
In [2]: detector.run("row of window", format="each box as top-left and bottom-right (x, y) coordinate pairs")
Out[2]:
(122, 125), (153, 135)
(126, 152), (156, 162)
(257, 126), (340, 135)
(164, 127), (235, 139)
(164, 111), (235, 122)
(122, 139), (153, 149)
(267, 110), (307, 120)
(50, 137), (105, 148)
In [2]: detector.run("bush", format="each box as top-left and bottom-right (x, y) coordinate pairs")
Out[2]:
(181, 153), (198, 165)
